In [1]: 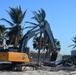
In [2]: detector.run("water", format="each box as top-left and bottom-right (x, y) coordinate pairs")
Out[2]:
(30, 58), (49, 62)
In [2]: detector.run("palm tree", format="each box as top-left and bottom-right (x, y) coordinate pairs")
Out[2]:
(68, 35), (76, 49)
(1, 6), (26, 47)
(33, 36), (46, 50)
(0, 25), (6, 45)
(33, 35), (52, 59)
(0, 25), (6, 36)
(32, 9), (46, 64)
(54, 39), (61, 51)
(26, 8), (46, 64)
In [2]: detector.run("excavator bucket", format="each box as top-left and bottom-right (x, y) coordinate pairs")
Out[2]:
(43, 51), (62, 66)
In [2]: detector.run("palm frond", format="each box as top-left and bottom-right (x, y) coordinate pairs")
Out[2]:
(32, 11), (41, 23)
(31, 9), (46, 25)
(7, 7), (18, 24)
(68, 44), (75, 48)
(29, 25), (39, 31)
(72, 36), (76, 43)
(7, 6), (26, 25)
(21, 10), (27, 23)
(25, 21), (38, 26)
(0, 18), (14, 26)
(38, 8), (46, 22)
(41, 8), (46, 21)
(73, 45), (76, 49)
(72, 39), (76, 43)
(68, 35), (76, 49)
(22, 26), (35, 30)
(38, 10), (43, 22)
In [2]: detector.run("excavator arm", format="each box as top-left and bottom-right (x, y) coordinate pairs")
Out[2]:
(19, 27), (45, 52)
(19, 20), (56, 53)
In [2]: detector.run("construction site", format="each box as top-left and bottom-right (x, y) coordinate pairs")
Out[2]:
(0, 0), (76, 75)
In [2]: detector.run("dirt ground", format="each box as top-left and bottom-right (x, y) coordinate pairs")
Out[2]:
(0, 70), (76, 75)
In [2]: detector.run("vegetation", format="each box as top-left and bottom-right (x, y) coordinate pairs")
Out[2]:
(1, 6), (26, 47)
(68, 35), (76, 49)
(33, 37), (61, 58)
(54, 39), (61, 51)
(0, 6), (61, 63)
(0, 25), (6, 44)
(26, 8), (47, 63)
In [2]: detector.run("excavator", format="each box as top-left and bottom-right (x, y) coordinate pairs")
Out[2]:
(0, 20), (56, 71)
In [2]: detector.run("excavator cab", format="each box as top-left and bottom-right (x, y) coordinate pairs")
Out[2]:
(23, 47), (29, 55)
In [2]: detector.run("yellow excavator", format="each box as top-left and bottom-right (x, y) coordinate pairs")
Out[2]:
(0, 20), (56, 71)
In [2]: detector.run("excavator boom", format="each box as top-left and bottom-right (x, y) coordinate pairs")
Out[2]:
(19, 20), (56, 52)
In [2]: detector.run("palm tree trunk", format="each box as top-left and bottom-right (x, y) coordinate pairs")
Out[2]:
(14, 36), (18, 47)
(38, 33), (42, 64)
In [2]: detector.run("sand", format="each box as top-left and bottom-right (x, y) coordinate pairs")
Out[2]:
(0, 66), (76, 75)
(0, 70), (76, 75)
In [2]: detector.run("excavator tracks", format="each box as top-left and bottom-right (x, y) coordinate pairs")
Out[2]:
(0, 62), (37, 71)
(0, 62), (27, 71)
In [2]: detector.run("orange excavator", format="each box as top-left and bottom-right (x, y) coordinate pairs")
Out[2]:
(0, 20), (56, 71)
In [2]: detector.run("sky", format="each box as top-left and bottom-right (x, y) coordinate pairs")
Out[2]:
(0, 0), (76, 55)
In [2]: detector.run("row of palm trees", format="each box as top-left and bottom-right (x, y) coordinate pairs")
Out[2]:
(0, 6), (61, 63)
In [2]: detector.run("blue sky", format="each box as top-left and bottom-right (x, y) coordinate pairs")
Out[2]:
(0, 0), (76, 55)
